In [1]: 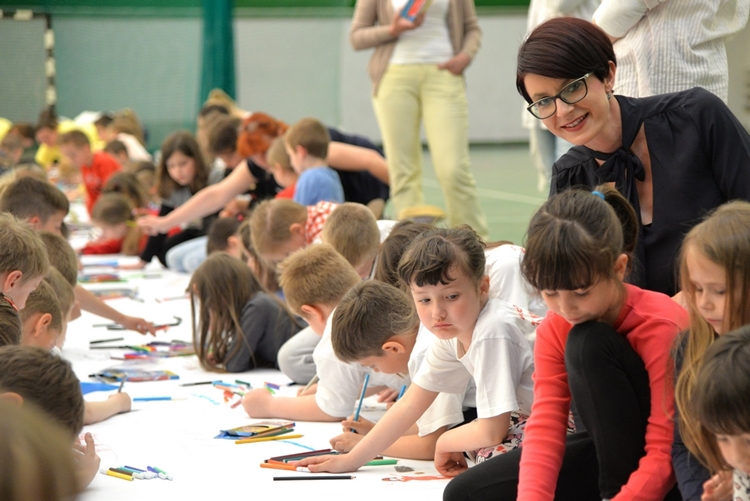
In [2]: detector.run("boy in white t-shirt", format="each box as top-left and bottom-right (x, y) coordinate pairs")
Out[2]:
(241, 244), (402, 421)
(327, 280), (469, 459)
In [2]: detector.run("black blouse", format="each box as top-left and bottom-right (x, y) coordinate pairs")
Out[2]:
(550, 88), (750, 296)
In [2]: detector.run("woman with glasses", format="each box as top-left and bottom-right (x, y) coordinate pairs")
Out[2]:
(443, 17), (750, 501)
(520, 17), (750, 299)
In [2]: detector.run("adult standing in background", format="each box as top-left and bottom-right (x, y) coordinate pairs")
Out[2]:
(524, 0), (600, 191)
(350, 0), (489, 239)
(592, 0), (749, 101)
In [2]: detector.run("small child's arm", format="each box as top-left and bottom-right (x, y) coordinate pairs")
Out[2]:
(434, 412), (512, 477)
(83, 393), (131, 425)
(75, 285), (156, 335)
(241, 389), (342, 422)
(294, 384), (438, 472)
(73, 432), (101, 491)
(331, 425), (447, 460)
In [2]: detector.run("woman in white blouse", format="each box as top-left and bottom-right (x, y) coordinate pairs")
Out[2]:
(350, 0), (489, 239)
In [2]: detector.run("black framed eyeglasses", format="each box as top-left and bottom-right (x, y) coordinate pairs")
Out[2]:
(526, 73), (592, 119)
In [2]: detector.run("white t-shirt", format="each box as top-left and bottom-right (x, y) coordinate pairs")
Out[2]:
(485, 244), (547, 319)
(409, 325), (468, 436)
(414, 298), (538, 419)
(314, 308), (408, 418)
(390, 0), (454, 65)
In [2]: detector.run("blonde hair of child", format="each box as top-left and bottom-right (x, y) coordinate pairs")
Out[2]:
(285, 117), (330, 160)
(0, 214), (49, 285)
(320, 203), (380, 270)
(0, 164), (48, 199)
(332, 280), (419, 363)
(237, 218), (279, 293)
(91, 193), (141, 255)
(249, 199), (307, 256)
(0, 293), (21, 347)
(278, 243), (360, 317)
(57, 130), (89, 148)
(188, 253), (298, 371)
(675, 200), (750, 470)
(0, 400), (79, 501)
(19, 280), (62, 335)
(38, 232), (77, 287)
(266, 135), (294, 174)
(689, 325), (750, 473)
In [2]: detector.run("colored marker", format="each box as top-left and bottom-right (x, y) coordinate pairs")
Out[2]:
(123, 465), (146, 472)
(179, 380), (219, 387)
(260, 463), (311, 472)
(109, 467), (135, 476)
(302, 374), (319, 393)
(117, 378), (126, 393)
(264, 382), (280, 390)
(235, 379), (252, 388)
(90, 337), (125, 344)
(396, 384), (407, 400)
(100, 468), (132, 481)
(365, 459), (398, 466)
(133, 396), (187, 402)
(273, 475), (355, 481)
(147, 466), (173, 480)
(235, 433), (303, 445)
(351, 373), (370, 433)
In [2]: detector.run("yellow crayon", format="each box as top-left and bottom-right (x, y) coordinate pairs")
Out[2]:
(235, 433), (303, 445)
(100, 469), (133, 481)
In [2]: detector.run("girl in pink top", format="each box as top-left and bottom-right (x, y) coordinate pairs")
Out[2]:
(444, 185), (688, 501)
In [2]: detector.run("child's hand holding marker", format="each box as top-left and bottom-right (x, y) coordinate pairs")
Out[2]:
(433, 448), (468, 478)
(341, 414), (374, 435)
(376, 387), (400, 403)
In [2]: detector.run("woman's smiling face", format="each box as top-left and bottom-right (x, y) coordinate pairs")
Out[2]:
(523, 63), (616, 148)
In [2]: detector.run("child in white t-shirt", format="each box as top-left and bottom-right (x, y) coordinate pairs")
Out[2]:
(295, 226), (540, 475)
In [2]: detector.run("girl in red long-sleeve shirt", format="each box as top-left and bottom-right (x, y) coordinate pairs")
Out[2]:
(443, 185), (688, 501)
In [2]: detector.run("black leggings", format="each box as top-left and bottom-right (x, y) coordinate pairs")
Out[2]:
(443, 321), (681, 501)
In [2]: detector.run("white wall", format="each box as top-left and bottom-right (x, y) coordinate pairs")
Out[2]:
(235, 14), (530, 143)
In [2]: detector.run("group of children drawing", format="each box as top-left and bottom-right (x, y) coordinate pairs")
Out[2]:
(0, 99), (749, 501)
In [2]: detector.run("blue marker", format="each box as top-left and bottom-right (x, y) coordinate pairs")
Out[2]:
(351, 373), (370, 433)
(396, 384), (407, 401)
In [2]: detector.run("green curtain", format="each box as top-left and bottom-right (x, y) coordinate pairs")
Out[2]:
(200, 0), (235, 104)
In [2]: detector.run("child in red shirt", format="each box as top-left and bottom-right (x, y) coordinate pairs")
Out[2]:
(443, 186), (689, 501)
(59, 130), (121, 215)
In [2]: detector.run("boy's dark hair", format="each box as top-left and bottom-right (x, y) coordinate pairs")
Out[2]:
(207, 115), (242, 156)
(332, 280), (418, 363)
(19, 279), (62, 334)
(38, 232), (77, 287)
(516, 17), (616, 103)
(0, 345), (84, 437)
(10, 123), (36, 140)
(397, 225), (486, 288)
(521, 185), (637, 291)
(207, 216), (243, 255)
(104, 139), (127, 157)
(0, 213), (49, 283)
(0, 293), (22, 347)
(58, 130), (90, 148)
(0, 177), (69, 222)
(36, 108), (57, 131)
(285, 117), (330, 160)
(373, 220), (434, 289)
(94, 113), (114, 129)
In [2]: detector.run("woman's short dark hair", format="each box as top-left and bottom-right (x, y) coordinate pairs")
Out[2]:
(516, 17), (616, 103)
